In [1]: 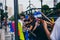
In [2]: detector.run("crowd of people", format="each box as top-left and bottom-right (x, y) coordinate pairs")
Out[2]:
(18, 11), (60, 40)
(17, 14), (54, 40)
(1, 11), (60, 40)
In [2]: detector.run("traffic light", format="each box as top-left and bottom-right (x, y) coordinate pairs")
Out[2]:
(5, 6), (7, 10)
(0, 9), (4, 21)
(0, 9), (8, 21)
(4, 12), (8, 18)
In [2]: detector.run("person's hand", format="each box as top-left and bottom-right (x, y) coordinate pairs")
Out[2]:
(50, 21), (55, 27)
(33, 22), (38, 31)
(25, 22), (29, 24)
(43, 20), (48, 29)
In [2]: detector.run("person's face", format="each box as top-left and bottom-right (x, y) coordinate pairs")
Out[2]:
(20, 16), (24, 20)
(3, 19), (6, 22)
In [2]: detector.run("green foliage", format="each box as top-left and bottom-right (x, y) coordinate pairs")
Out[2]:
(55, 2), (60, 9)
(42, 5), (51, 15)
(0, 9), (4, 21)
(9, 12), (25, 21)
(0, 9), (8, 21)
(4, 12), (8, 18)
(9, 16), (14, 21)
(9, 13), (23, 21)
(54, 2), (60, 16)
(42, 5), (49, 9)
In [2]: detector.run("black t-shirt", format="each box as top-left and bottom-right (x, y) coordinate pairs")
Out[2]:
(30, 20), (36, 31)
(25, 20), (36, 30)
(34, 22), (49, 40)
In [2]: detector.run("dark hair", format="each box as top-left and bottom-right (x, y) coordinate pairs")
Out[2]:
(20, 13), (25, 17)
(17, 14), (25, 19)
(29, 15), (35, 20)
(55, 9), (60, 16)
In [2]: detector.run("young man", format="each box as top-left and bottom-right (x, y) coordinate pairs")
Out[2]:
(18, 14), (25, 40)
(26, 15), (36, 40)
(43, 10), (60, 40)
(50, 17), (60, 40)
(33, 18), (49, 40)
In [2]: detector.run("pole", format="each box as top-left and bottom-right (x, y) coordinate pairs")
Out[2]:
(0, 9), (2, 28)
(5, 0), (6, 11)
(54, 0), (57, 6)
(41, 0), (42, 8)
(29, 0), (31, 9)
(0, 3), (3, 28)
(14, 0), (19, 40)
(5, 0), (7, 32)
(40, 0), (43, 12)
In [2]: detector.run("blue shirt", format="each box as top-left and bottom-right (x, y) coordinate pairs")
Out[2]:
(8, 22), (14, 32)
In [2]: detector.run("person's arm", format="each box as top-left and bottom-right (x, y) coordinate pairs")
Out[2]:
(46, 21), (54, 29)
(43, 20), (51, 40)
(28, 25), (33, 31)
(33, 22), (38, 31)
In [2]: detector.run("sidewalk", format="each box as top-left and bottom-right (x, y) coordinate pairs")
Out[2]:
(0, 26), (15, 40)
(0, 29), (5, 40)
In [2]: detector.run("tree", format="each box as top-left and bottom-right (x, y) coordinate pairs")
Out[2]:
(9, 12), (25, 21)
(54, 2), (60, 16)
(4, 12), (8, 18)
(9, 16), (14, 21)
(55, 2), (60, 9)
(0, 9), (8, 21)
(0, 9), (4, 21)
(42, 5), (51, 15)
(9, 13), (21, 21)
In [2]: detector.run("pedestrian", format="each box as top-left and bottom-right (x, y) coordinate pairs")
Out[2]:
(18, 14), (25, 40)
(43, 10), (60, 40)
(33, 18), (49, 40)
(24, 15), (36, 40)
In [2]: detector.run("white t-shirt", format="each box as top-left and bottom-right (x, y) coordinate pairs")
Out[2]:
(50, 17), (60, 40)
